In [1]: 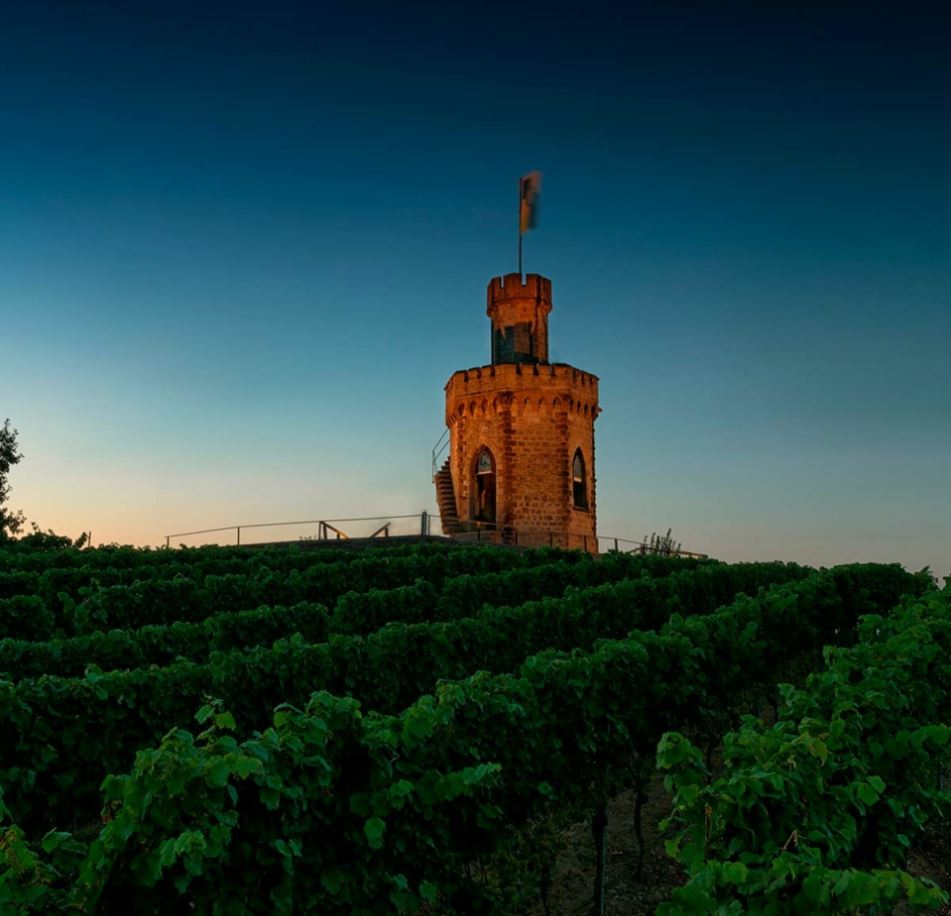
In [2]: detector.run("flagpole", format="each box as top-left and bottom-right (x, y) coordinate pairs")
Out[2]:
(517, 176), (523, 277)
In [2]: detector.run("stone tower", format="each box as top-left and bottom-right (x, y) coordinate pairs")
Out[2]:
(434, 273), (600, 551)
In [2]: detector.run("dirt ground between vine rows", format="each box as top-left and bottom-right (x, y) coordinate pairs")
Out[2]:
(523, 772), (683, 916)
(527, 767), (951, 915)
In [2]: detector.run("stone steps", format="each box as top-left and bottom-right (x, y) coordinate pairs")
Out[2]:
(434, 459), (462, 535)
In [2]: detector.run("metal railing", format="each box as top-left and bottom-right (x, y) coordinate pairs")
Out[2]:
(446, 517), (708, 558)
(164, 513), (435, 548)
(164, 511), (706, 558)
(431, 429), (450, 477)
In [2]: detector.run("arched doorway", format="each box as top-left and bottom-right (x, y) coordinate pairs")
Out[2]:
(473, 447), (497, 524)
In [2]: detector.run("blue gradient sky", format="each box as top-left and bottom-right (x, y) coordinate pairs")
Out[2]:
(2, 1), (949, 573)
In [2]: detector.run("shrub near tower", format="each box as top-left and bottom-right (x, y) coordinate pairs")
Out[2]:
(435, 273), (600, 551)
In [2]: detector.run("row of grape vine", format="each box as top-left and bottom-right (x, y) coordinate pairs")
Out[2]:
(0, 563), (926, 913)
(658, 585), (950, 913)
(1, 559), (806, 830)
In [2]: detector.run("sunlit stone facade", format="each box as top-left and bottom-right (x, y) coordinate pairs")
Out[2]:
(435, 273), (600, 552)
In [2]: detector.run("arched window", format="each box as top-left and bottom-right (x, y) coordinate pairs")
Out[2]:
(473, 447), (497, 523)
(572, 449), (588, 509)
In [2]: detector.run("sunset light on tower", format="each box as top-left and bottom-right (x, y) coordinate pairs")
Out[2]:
(436, 271), (601, 551)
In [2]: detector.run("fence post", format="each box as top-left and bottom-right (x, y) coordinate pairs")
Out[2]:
(420, 510), (428, 537)
(236, 527), (241, 546)
(165, 535), (170, 549)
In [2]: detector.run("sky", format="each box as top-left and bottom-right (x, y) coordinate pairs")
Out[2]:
(1, 1), (949, 574)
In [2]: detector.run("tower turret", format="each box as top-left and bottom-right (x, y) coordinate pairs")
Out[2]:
(487, 273), (552, 364)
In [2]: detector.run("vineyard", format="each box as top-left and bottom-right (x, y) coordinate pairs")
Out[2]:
(0, 540), (948, 914)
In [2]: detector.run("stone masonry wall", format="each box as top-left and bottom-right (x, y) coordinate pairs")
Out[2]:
(445, 362), (599, 551)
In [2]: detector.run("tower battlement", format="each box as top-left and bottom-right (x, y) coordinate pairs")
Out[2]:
(486, 273), (552, 307)
(446, 362), (599, 394)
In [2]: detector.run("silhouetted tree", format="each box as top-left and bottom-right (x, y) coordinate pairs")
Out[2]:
(0, 419), (26, 541)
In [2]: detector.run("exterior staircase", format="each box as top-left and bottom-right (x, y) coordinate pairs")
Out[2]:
(434, 459), (462, 535)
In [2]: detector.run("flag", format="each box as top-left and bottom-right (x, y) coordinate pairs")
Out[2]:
(519, 171), (541, 233)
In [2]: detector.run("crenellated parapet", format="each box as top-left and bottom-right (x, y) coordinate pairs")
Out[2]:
(445, 363), (600, 427)
(487, 272), (552, 303)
